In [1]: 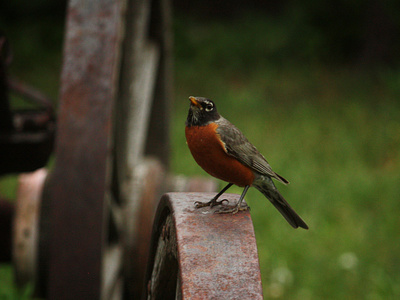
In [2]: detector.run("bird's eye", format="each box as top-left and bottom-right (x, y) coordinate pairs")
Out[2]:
(205, 104), (213, 112)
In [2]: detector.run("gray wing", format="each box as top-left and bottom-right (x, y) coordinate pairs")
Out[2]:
(215, 117), (289, 184)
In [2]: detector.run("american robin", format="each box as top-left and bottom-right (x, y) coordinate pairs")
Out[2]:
(185, 96), (308, 229)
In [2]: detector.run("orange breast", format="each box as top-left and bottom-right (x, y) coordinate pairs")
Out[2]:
(185, 123), (254, 187)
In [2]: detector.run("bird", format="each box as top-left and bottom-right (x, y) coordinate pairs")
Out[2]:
(185, 96), (308, 229)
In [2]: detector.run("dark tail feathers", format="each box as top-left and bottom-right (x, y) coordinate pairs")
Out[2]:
(274, 172), (289, 185)
(256, 184), (308, 229)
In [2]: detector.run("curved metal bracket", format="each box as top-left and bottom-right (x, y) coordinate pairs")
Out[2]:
(146, 192), (263, 299)
(13, 168), (47, 289)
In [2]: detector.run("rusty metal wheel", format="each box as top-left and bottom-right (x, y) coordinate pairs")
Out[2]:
(13, 169), (47, 287)
(109, 0), (173, 297)
(145, 193), (264, 299)
(25, 0), (172, 298)
(113, 0), (172, 296)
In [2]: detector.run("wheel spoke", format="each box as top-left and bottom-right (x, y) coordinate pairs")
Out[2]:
(101, 245), (123, 300)
(127, 41), (160, 167)
(106, 192), (124, 237)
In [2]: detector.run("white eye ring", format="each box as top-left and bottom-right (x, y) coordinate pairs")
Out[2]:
(205, 104), (213, 112)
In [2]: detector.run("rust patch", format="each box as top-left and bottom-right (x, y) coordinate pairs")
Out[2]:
(146, 192), (263, 299)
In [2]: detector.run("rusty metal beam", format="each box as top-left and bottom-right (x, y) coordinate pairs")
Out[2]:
(13, 169), (47, 288)
(144, 0), (173, 168)
(42, 0), (126, 298)
(146, 192), (264, 299)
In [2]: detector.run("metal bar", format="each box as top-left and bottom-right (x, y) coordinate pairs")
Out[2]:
(144, 0), (173, 167)
(126, 41), (159, 169)
(101, 245), (123, 300)
(13, 169), (47, 288)
(43, 0), (126, 298)
(115, 0), (154, 185)
(7, 78), (54, 111)
(146, 192), (264, 299)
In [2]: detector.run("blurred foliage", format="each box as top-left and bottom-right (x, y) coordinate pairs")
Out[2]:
(174, 0), (400, 65)
(0, 264), (34, 299)
(0, 0), (65, 99)
(1, 1), (400, 299)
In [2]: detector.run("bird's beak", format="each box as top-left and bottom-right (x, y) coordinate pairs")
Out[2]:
(189, 96), (202, 108)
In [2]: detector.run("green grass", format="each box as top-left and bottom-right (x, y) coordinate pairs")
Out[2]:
(0, 264), (34, 299)
(2, 12), (400, 299)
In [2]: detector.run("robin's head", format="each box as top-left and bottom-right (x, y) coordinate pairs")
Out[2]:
(186, 96), (220, 127)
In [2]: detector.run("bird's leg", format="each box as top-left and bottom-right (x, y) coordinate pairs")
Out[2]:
(194, 183), (233, 208)
(216, 185), (250, 214)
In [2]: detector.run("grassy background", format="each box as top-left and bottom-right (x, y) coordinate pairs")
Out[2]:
(1, 9), (400, 299)
(172, 14), (400, 299)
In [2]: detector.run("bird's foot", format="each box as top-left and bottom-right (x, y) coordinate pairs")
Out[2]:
(194, 198), (229, 209)
(215, 203), (249, 214)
